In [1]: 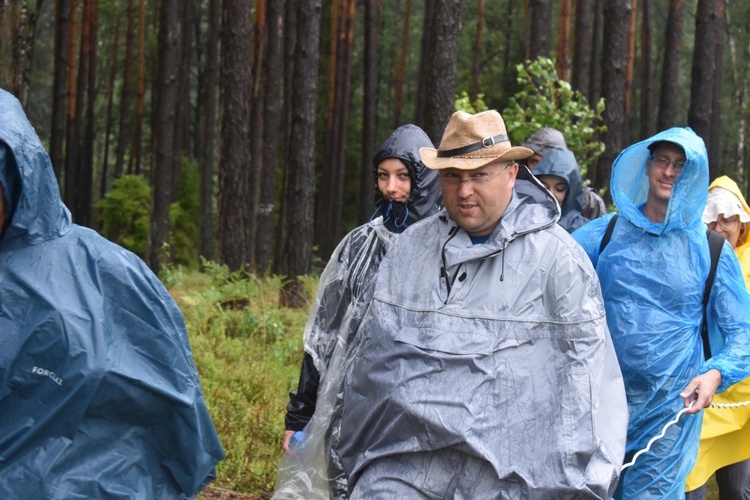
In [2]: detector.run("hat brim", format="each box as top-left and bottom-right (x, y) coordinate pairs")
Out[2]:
(420, 146), (534, 170)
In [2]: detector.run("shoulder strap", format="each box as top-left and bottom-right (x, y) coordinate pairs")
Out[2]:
(599, 213), (619, 254)
(701, 228), (725, 360)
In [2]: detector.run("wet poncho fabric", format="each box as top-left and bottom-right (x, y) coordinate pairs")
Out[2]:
(533, 147), (590, 232)
(336, 166), (628, 498)
(0, 90), (224, 497)
(274, 124), (440, 499)
(686, 176), (750, 491)
(572, 127), (750, 499)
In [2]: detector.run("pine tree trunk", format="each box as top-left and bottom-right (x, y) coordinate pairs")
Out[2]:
(596, 0), (631, 193)
(273, 0), (297, 276)
(149, 0), (180, 273)
(422, 0), (462, 146)
(315, 0), (356, 261)
(80, 0), (96, 227)
(172, 0), (193, 202)
(414, 0), (434, 127)
(625, 0), (638, 119)
(359, 0), (379, 224)
(572, 0), (593, 96)
(256, 0), (284, 272)
(199, 0), (220, 262)
(588, 0), (604, 106)
(657, 0), (684, 131)
(100, 0), (120, 198)
(129, 0), (146, 175)
(394, 0), (411, 126)
(639, 0), (653, 139)
(114, 0), (136, 180)
(708, 0), (725, 179)
(63, 1), (79, 211)
(556, 0), (572, 81)
(50, 0), (72, 180)
(688, 0), (720, 165)
(216, 0), (253, 271)
(528, 0), (552, 60)
(247, 0), (266, 269)
(280, 0), (321, 308)
(470, 0), (485, 103)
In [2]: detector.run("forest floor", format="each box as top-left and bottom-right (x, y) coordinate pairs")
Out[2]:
(197, 486), (268, 500)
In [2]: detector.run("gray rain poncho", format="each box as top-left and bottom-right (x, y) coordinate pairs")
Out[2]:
(572, 127), (750, 498)
(274, 124), (441, 499)
(533, 147), (590, 232)
(336, 166), (628, 498)
(0, 90), (224, 496)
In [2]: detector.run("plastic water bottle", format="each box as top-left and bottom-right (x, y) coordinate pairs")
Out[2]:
(289, 430), (306, 449)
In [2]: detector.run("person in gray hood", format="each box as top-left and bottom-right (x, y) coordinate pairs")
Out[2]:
(275, 124), (441, 499)
(523, 127), (607, 220)
(533, 147), (590, 232)
(335, 110), (628, 499)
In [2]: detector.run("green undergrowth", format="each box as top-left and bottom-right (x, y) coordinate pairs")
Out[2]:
(164, 262), (318, 495)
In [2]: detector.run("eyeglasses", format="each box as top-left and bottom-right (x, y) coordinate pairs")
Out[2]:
(650, 156), (685, 174)
(712, 216), (740, 231)
(439, 163), (513, 188)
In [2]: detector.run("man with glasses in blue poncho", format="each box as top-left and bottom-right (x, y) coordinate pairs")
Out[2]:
(573, 127), (750, 499)
(0, 90), (224, 496)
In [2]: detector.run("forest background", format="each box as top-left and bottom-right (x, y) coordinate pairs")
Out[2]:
(0, 0), (740, 497)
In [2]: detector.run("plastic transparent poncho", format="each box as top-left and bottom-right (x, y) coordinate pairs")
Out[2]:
(573, 127), (750, 499)
(335, 167), (628, 498)
(0, 90), (224, 497)
(273, 124), (441, 499)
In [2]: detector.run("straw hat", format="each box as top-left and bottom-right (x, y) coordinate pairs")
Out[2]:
(420, 110), (533, 170)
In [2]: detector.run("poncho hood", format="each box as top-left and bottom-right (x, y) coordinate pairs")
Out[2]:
(0, 92), (71, 245)
(533, 147), (588, 232)
(372, 124), (441, 232)
(611, 126), (708, 234)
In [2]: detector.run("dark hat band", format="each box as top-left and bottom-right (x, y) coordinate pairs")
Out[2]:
(436, 133), (509, 158)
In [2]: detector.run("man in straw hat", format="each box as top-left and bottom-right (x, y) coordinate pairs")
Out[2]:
(334, 110), (628, 498)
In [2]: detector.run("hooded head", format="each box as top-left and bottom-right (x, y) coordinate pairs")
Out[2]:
(372, 124), (442, 233)
(610, 127), (708, 234)
(532, 147), (588, 232)
(702, 176), (750, 248)
(0, 90), (70, 245)
(521, 127), (568, 170)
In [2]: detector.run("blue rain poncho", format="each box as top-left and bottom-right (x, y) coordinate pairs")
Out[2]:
(0, 90), (224, 497)
(274, 124), (441, 499)
(533, 147), (590, 232)
(335, 166), (628, 498)
(572, 127), (750, 499)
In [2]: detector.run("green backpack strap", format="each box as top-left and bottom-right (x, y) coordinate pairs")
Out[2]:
(702, 228), (725, 360)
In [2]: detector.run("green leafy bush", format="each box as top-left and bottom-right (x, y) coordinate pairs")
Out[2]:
(454, 91), (489, 114)
(96, 174), (151, 258)
(501, 57), (606, 176)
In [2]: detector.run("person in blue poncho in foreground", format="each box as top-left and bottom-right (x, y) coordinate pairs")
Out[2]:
(0, 91), (224, 496)
(573, 127), (750, 499)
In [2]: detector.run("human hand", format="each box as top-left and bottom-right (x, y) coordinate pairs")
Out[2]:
(679, 369), (722, 414)
(283, 429), (295, 452)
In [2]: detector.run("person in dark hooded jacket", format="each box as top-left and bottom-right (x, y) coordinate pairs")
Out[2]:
(533, 147), (590, 232)
(0, 91), (224, 496)
(275, 124), (441, 499)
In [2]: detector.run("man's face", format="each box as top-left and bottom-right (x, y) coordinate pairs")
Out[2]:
(439, 161), (519, 237)
(646, 142), (686, 203)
